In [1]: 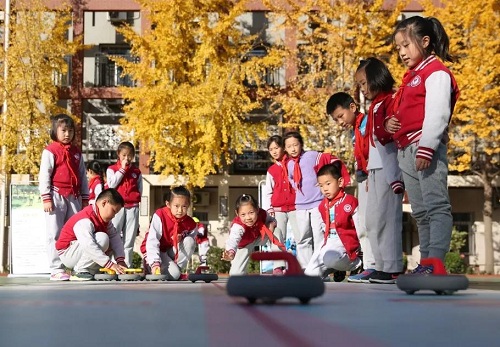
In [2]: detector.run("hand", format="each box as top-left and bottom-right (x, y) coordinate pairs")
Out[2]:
(117, 260), (128, 268)
(43, 200), (53, 213)
(221, 250), (235, 261)
(121, 159), (129, 170)
(415, 158), (431, 171)
(268, 221), (276, 232)
(385, 117), (401, 134)
(267, 208), (275, 217)
(110, 263), (127, 274)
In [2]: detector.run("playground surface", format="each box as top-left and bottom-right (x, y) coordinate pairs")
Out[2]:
(0, 276), (499, 347)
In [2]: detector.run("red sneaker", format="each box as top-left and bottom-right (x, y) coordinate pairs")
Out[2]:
(179, 273), (189, 281)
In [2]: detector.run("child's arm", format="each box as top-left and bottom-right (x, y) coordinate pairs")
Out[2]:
(145, 214), (163, 268)
(137, 172), (143, 195)
(222, 224), (245, 261)
(107, 223), (126, 267)
(261, 171), (275, 213)
(39, 149), (54, 212)
(77, 155), (89, 207)
(375, 141), (404, 194)
(106, 166), (125, 189)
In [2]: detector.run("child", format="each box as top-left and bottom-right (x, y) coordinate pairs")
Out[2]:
(56, 189), (127, 280)
(221, 194), (286, 276)
(193, 217), (210, 265)
(106, 141), (143, 267)
(87, 160), (105, 205)
(284, 131), (351, 269)
(304, 163), (362, 279)
(39, 114), (89, 281)
(140, 186), (197, 280)
(261, 135), (297, 273)
(326, 91), (377, 282)
(388, 16), (459, 273)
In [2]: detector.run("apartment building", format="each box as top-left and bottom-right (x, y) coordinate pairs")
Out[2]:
(1, 0), (498, 273)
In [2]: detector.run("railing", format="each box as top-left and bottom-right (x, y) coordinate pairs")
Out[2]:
(94, 53), (137, 87)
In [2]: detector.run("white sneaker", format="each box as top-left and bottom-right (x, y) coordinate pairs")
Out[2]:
(50, 272), (70, 281)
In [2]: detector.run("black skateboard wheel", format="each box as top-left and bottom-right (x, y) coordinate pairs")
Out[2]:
(188, 273), (218, 283)
(94, 273), (117, 281)
(397, 274), (469, 295)
(227, 275), (324, 304)
(118, 274), (143, 281)
(145, 274), (169, 281)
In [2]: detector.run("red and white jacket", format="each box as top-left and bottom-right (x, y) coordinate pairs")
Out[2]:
(261, 157), (296, 213)
(391, 55), (460, 160)
(317, 191), (360, 261)
(55, 205), (125, 268)
(39, 142), (89, 203)
(140, 207), (197, 265)
(106, 161), (142, 207)
(88, 176), (105, 205)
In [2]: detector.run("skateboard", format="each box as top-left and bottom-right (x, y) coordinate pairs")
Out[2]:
(226, 251), (325, 304)
(188, 265), (219, 283)
(397, 258), (469, 295)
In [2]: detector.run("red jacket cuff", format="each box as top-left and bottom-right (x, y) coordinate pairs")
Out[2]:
(416, 146), (434, 161)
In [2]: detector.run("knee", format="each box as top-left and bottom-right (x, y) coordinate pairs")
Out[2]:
(322, 250), (342, 269)
(94, 232), (110, 252)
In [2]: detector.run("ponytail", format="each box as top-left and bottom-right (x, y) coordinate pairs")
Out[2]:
(427, 17), (453, 62)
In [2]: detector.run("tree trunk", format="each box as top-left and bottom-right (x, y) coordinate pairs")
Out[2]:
(482, 170), (494, 274)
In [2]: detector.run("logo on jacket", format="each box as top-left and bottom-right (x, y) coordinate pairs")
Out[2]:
(344, 204), (352, 213)
(74, 153), (80, 160)
(132, 173), (137, 178)
(409, 75), (421, 87)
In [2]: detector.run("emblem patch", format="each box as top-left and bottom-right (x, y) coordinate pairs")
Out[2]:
(409, 75), (421, 87)
(344, 204), (352, 213)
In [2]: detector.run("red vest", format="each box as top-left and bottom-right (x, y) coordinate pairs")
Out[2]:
(392, 56), (460, 148)
(353, 112), (369, 173)
(318, 193), (360, 261)
(45, 142), (83, 198)
(372, 93), (395, 146)
(107, 162), (142, 205)
(140, 207), (197, 254)
(231, 209), (268, 248)
(88, 176), (104, 202)
(267, 161), (295, 212)
(56, 205), (109, 250)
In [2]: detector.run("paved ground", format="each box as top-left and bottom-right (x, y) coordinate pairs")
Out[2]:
(0, 275), (499, 347)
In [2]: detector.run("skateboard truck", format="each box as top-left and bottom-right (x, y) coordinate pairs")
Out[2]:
(188, 265), (218, 283)
(397, 257), (469, 295)
(226, 251), (324, 304)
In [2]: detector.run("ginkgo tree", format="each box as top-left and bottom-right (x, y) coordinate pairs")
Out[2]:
(260, 0), (407, 163)
(422, 0), (500, 273)
(114, 0), (282, 188)
(0, 0), (79, 176)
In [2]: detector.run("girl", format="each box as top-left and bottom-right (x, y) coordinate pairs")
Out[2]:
(284, 131), (351, 269)
(222, 194), (286, 276)
(193, 217), (210, 265)
(140, 186), (197, 280)
(106, 141), (143, 267)
(388, 16), (460, 272)
(261, 135), (297, 274)
(304, 163), (362, 279)
(87, 160), (105, 205)
(39, 114), (89, 281)
(353, 58), (405, 284)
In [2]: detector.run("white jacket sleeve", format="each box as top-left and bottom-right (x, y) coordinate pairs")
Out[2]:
(261, 172), (275, 211)
(225, 224), (245, 253)
(106, 167), (125, 189)
(39, 149), (54, 202)
(73, 219), (114, 267)
(107, 222), (125, 261)
(146, 214), (163, 265)
(376, 140), (403, 188)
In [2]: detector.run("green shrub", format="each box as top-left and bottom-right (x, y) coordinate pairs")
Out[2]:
(450, 227), (468, 253)
(445, 252), (466, 274)
(132, 252), (143, 269)
(206, 246), (231, 274)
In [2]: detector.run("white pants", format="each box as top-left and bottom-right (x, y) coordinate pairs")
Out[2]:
(357, 180), (376, 269)
(45, 193), (81, 275)
(293, 207), (323, 269)
(112, 206), (139, 267)
(230, 235), (283, 276)
(156, 235), (196, 280)
(366, 168), (404, 273)
(198, 240), (210, 263)
(304, 231), (361, 276)
(59, 232), (109, 274)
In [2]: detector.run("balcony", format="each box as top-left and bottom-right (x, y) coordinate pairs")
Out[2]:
(94, 52), (137, 87)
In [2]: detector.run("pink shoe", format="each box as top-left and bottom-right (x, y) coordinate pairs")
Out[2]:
(50, 272), (70, 281)
(272, 267), (284, 276)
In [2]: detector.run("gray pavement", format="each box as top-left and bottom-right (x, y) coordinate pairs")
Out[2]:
(0, 276), (499, 347)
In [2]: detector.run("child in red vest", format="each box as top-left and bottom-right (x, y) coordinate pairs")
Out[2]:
(87, 160), (106, 205)
(106, 141), (143, 267)
(39, 114), (89, 281)
(56, 188), (127, 281)
(222, 194), (286, 276)
(304, 163), (362, 281)
(141, 186), (197, 280)
(193, 217), (210, 265)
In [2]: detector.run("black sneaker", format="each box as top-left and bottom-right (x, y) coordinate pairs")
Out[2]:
(70, 272), (94, 281)
(368, 271), (400, 284)
(333, 270), (346, 282)
(321, 268), (335, 282)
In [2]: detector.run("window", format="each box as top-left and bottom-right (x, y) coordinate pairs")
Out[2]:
(452, 212), (473, 254)
(94, 45), (137, 87)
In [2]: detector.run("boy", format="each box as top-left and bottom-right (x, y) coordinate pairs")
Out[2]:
(56, 188), (128, 281)
(304, 163), (362, 280)
(326, 93), (376, 282)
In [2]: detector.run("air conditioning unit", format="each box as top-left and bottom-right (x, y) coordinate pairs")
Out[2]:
(193, 192), (210, 207)
(108, 11), (129, 23)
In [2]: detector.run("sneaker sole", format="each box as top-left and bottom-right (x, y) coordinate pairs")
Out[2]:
(369, 279), (397, 284)
(70, 276), (93, 281)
